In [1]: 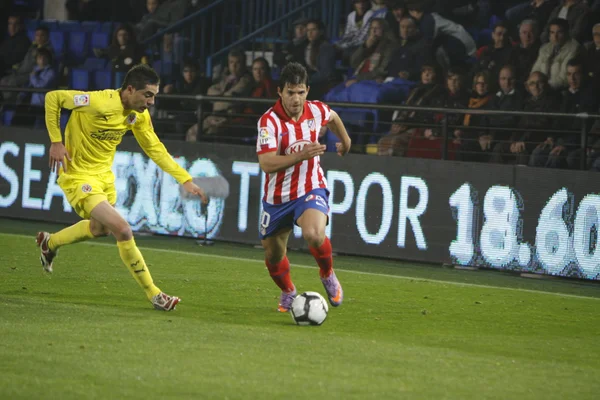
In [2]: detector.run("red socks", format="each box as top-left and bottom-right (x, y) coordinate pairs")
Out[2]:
(265, 257), (295, 293)
(309, 236), (333, 278)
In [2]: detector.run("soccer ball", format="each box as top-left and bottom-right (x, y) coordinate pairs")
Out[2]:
(290, 291), (329, 326)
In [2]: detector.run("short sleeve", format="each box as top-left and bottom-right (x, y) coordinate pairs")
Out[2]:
(312, 101), (331, 126)
(256, 117), (278, 154)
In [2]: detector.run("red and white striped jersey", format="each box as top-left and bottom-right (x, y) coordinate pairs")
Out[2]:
(256, 99), (331, 204)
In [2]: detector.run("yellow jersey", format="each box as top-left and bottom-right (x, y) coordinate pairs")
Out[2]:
(44, 89), (192, 184)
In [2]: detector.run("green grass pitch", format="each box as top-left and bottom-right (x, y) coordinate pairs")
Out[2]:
(0, 218), (599, 399)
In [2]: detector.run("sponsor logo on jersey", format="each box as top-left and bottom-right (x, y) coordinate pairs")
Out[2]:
(81, 184), (92, 193)
(127, 113), (137, 125)
(284, 140), (311, 155)
(90, 130), (126, 141)
(74, 94), (90, 106)
(307, 119), (315, 131)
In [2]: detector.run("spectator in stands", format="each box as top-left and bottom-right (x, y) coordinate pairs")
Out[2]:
(370, 0), (388, 18)
(510, 19), (542, 84)
(28, 47), (57, 107)
(210, 57), (278, 142)
(541, 0), (591, 44)
(377, 62), (444, 156)
(345, 18), (398, 86)
(335, 0), (374, 60)
(136, 0), (189, 41)
(387, 16), (432, 81)
(95, 24), (147, 74)
(489, 65), (527, 163)
(135, 0), (163, 40)
(0, 25), (53, 101)
(11, 47), (56, 127)
(582, 23), (600, 91)
(0, 15), (30, 77)
(424, 67), (469, 139)
(161, 59), (209, 137)
(505, 0), (558, 35)
(406, 2), (477, 69)
(385, 1), (407, 40)
(186, 49), (252, 141)
(110, 24), (147, 73)
(531, 18), (581, 90)
(276, 18), (308, 67)
(535, 57), (597, 167)
(305, 19), (337, 98)
(474, 21), (515, 91)
(493, 71), (559, 164)
(456, 71), (494, 162)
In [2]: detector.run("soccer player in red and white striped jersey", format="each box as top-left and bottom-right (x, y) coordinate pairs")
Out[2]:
(256, 62), (352, 312)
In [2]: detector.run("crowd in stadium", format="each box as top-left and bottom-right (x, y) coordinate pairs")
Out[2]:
(3, 0), (600, 170)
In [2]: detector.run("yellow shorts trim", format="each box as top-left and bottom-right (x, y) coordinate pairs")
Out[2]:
(58, 172), (117, 219)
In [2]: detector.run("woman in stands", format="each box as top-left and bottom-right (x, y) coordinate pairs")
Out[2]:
(377, 62), (444, 156)
(304, 19), (337, 99)
(455, 71), (494, 162)
(95, 24), (147, 74)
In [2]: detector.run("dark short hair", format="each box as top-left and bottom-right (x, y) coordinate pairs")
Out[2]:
(548, 18), (570, 34)
(121, 64), (160, 90)
(36, 25), (49, 35)
(278, 62), (308, 90)
(228, 48), (246, 65)
(36, 47), (53, 65)
(493, 20), (509, 32)
(567, 57), (584, 72)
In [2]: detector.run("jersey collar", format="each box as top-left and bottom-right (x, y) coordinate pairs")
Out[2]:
(273, 99), (310, 124)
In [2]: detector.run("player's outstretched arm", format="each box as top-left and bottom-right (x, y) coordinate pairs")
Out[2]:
(258, 143), (326, 174)
(326, 110), (352, 156)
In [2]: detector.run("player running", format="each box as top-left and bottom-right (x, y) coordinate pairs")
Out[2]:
(36, 64), (207, 311)
(256, 62), (352, 312)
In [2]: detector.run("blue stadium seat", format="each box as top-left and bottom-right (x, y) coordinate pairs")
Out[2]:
(58, 21), (81, 32)
(81, 21), (101, 32)
(67, 31), (89, 65)
(25, 19), (39, 31)
(27, 29), (35, 41)
(49, 31), (65, 58)
(60, 112), (71, 132)
(100, 22), (113, 33)
(114, 71), (126, 88)
(83, 57), (107, 70)
(489, 15), (502, 29)
(1, 110), (15, 126)
(70, 68), (90, 90)
(152, 60), (176, 84)
(93, 70), (113, 89)
(90, 32), (110, 51)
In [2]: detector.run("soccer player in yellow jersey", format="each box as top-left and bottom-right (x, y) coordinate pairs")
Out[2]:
(35, 64), (207, 311)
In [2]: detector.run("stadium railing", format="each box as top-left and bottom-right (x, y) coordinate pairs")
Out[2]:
(1, 86), (596, 170)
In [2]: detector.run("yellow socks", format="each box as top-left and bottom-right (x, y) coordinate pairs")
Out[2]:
(48, 220), (94, 251)
(117, 238), (161, 300)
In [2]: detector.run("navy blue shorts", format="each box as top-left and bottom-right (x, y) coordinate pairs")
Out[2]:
(259, 189), (330, 239)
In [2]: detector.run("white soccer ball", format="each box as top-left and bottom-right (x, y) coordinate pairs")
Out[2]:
(290, 291), (329, 326)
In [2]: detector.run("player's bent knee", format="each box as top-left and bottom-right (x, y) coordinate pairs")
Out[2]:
(89, 219), (110, 237)
(111, 223), (133, 241)
(302, 228), (325, 248)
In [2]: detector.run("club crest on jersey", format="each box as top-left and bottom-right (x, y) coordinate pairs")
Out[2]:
(284, 140), (311, 155)
(73, 94), (89, 106)
(81, 184), (92, 193)
(307, 119), (316, 131)
(127, 113), (137, 125)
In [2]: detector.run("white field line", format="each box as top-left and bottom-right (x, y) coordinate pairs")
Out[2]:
(2, 232), (599, 301)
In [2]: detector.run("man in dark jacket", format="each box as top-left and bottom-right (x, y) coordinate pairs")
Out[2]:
(0, 15), (31, 77)
(387, 17), (432, 81)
